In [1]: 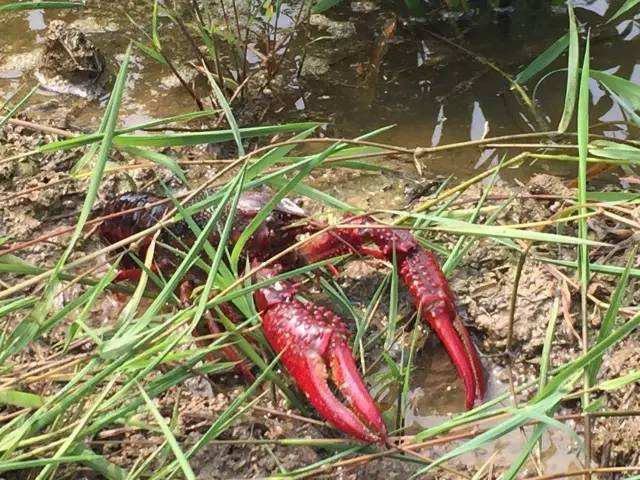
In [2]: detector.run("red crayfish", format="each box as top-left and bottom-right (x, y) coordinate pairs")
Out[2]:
(96, 190), (485, 443)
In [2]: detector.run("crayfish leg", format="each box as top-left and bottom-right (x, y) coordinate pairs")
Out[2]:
(180, 281), (255, 382)
(114, 268), (143, 283)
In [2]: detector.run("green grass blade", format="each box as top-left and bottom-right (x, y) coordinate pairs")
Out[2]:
(151, 0), (161, 50)
(385, 211), (607, 247)
(134, 40), (168, 65)
(499, 423), (548, 480)
(312, 0), (343, 13)
(0, 390), (44, 408)
(539, 297), (560, 392)
(0, 1), (82, 11)
(515, 33), (569, 85)
(608, 0), (640, 22)
(39, 123), (317, 152)
(245, 127), (317, 178)
(121, 146), (188, 184)
(598, 369), (640, 391)
(442, 158), (502, 274)
(111, 123), (319, 148)
(588, 248), (635, 384)
(74, 447), (126, 480)
(0, 455), (102, 473)
(590, 70), (640, 125)
(400, 320), (420, 428)
(0, 85), (38, 129)
(385, 247), (399, 350)
(576, 34), (591, 423)
(202, 66), (244, 155)
(589, 140), (640, 162)
(137, 382), (196, 480)
(267, 178), (357, 212)
(533, 256), (640, 278)
(557, 0), (579, 133)
(0, 296), (36, 320)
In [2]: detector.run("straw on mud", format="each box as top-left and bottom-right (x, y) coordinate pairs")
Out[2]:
(7, 118), (76, 138)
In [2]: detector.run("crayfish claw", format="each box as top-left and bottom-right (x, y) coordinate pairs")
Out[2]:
(302, 346), (386, 443)
(400, 247), (485, 409)
(425, 303), (483, 409)
(298, 221), (486, 409)
(255, 274), (386, 443)
(328, 339), (387, 440)
(453, 314), (486, 401)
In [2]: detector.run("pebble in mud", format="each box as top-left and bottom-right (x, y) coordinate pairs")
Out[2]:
(299, 55), (331, 78)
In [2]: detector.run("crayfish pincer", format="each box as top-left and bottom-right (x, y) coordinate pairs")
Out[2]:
(95, 190), (485, 443)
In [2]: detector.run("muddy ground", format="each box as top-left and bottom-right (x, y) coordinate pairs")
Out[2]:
(2, 112), (640, 478)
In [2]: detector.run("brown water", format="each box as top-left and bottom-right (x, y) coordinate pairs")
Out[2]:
(1, 0), (638, 474)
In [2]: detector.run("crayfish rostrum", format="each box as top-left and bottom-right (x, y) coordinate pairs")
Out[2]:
(96, 189), (485, 443)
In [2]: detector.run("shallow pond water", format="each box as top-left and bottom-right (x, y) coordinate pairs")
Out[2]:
(1, 0), (638, 475)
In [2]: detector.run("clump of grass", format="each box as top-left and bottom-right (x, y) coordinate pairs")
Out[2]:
(128, 0), (312, 113)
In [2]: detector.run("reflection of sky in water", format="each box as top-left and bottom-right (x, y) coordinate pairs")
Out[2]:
(632, 64), (640, 83)
(589, 78), (606, 105)
(245, 45), (262, 65)
(616, 15), (640, 41)
(265, 3), (296, 29)
(0, 70), (22, 79)
(272, 11), (295, 29)
(27, 10), (46, 31)
(417, 40), (433, 68)
(294, 96), (305, 110)
(431, 104), (446, 147)
(474, 148), (496, 168)
(573, 0), (609, 16)
(469, 101), (488, 141)
(600, 101), (628, 138)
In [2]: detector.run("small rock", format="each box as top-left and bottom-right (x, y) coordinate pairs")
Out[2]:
(309, 14), (356, 39)
(299, 56), (331, 78)
(34, 20), (106, 99)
